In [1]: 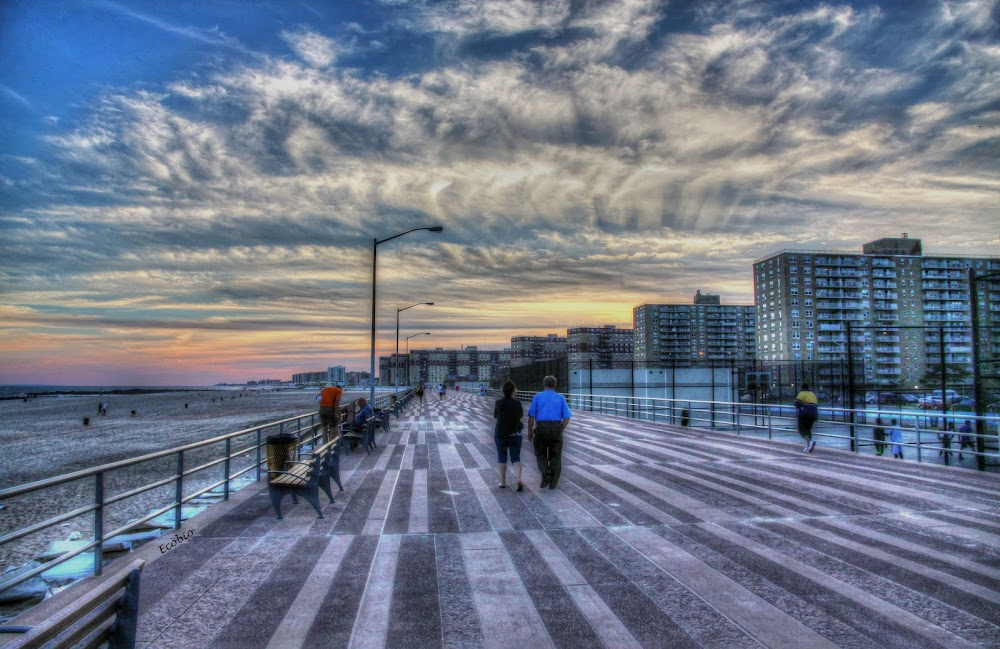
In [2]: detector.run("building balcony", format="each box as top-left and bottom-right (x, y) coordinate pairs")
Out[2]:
(875, 346), (901, 353)
(876, 368), (902, 375)
(875, 314), (899, 322)
(873, 302), (898, 310)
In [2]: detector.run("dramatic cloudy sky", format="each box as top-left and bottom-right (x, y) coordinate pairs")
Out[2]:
(1, 0), (998, 385)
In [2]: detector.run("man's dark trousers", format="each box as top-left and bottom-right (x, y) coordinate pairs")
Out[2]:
(533, 421), (563, 487)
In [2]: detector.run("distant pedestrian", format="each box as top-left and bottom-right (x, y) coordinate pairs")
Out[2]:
(416, 385), (424, 402)
(889, 419), (904, 459)
(958, 420), (975, 460)
(438, 384), (446, 400)
(317, 382), (343, 443)
(937, 427), (954, 461)
(872, 417), (887, 457)
(494, 380), (524, 491)
(794, 383), (818, 453)
(527, 375), (571, 489)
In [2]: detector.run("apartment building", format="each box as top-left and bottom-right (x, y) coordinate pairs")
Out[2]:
(567, 325), (633, 369)
(380, 347), (511, 386)
(510, 334), (568, 368)
(633, 291), (756, 364)
(753, 234), (1000, 388)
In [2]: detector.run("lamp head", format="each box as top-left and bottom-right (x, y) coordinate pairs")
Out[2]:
(428, 226), (444, 233)
(425, 302), (434, 305)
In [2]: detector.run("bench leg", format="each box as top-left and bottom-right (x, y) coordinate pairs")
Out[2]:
(305, 488), (324, 518)
(269, 488), (285, 520)
(332, 459), (344, 491)
(319, 476), (334, 503)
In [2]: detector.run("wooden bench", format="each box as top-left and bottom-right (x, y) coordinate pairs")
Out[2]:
(340, 417), (377, 455)
(305, 437), (343, 504)
(267, 452), (325, 520)
(0, 559), (144, 649)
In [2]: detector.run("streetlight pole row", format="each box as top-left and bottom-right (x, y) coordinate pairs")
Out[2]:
(369, 226), (444, 404)
(396, 302), (434, 398)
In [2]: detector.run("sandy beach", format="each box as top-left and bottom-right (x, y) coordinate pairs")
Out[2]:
(0, 388), (364, 570)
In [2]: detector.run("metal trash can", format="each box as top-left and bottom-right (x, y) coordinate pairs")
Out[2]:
(265, 433), (298, 480)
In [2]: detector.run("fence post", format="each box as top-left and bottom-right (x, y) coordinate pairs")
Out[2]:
(767, 406), (773, 440)
(915, 418), (922, 463)
(255, 429), (262, 481)
(224, 438), (231, 501)
(93, 472), (104, 577)
(174, 450), (184, 530)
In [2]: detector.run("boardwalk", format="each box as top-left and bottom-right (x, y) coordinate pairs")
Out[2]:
(27, 391), (1000, 648)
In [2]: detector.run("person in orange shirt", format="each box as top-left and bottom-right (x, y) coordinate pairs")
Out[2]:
(318, 382), (343, 443)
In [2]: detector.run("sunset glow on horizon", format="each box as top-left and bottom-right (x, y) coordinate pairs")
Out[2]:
(2, 1), (997, 385)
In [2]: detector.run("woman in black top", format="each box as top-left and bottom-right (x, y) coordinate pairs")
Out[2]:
(494, 380), (525, 491)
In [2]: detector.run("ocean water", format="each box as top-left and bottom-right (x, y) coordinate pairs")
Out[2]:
(0, 385), (228, 398)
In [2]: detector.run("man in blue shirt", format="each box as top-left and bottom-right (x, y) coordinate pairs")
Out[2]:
(527, 375), (571, 489)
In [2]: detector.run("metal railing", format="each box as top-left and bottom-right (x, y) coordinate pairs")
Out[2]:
(0, 391), (403, 596)
(489, 389), (999, 471)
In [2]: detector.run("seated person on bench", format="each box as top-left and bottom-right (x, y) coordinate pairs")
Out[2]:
(347, 397), (375, 432)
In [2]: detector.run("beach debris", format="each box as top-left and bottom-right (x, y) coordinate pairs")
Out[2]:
(143, 504), (207, 529)
(66, 531), (82, 541)
(0, 562), (48, 604)
(40, 551), (94, 584)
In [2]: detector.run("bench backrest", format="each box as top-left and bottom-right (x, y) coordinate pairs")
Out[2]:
(5, 558), (144, 649)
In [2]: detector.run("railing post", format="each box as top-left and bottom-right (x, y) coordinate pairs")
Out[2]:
(767, 406), (773, 440)
(256, 429), (262, 481)
(224, 438), (231, 501)
(915, 418), (922, 463)
(174, 450), (184, 530)
(93, 472), (104, 577)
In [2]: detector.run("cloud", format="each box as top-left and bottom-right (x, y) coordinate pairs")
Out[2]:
(91, 0), (258, 57)
(281, 29), (338, 67)
(3, 0), (999, 382)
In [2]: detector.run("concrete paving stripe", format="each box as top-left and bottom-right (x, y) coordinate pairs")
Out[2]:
(464, 442), (495, 469)
(409, 469), (429, 534)
(348, 534), (402, 649)
(362, 469), (400, 536)
(699, 522), (981, 649)
(143, 536), (301, 648)
(138, 537), (289, 643)
(458, 532), (554, 649)
(264, 535), (354, 649)
(890, 511), (1000, 549)
(789, 462), (983, 511)
(418, 430), (426, 445)
(526, 481), (607, 530)
(466, 468), (513, 531)
(637, 461), (807, 519)
(372, 444), (395, 471)
(564, 584), (643, 649)
(562, 466), (685, 525)
(815, 517), (1000, 582)
(523, 530), (587, 586)
(613, 526), (838, 649)
(924, 511), (1000, 539)
(623, 434), (779, 463)
(593, 464), (733, 523)
(385, 535), (442, 647)
(781, 519), (1000, 605)
(401, 442), (415, 470)
(437, 442), (466, 470)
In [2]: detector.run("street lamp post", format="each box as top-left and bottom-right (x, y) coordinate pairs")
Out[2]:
(406, 332), (431, 389)
(396, 302), (434, 398)
(369, 226), (444, 404)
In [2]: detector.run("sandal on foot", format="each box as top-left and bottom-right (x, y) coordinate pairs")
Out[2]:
(498, 483), (507, 489)
(516, 482), (524, 492)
